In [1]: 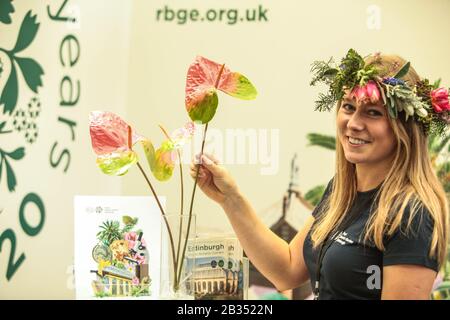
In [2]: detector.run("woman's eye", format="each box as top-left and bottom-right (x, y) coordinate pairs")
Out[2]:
(342, 103), (355, 112)
(368, 109), (383, 116)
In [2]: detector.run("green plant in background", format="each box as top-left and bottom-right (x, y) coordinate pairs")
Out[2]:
(302, 133), (335, 206)
(428, 134), (450, 299)
(304, 131), (450, 299)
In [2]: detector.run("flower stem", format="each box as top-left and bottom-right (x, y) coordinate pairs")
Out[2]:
(157, 125), (185, 290)
(136, 161), (178, 287)
(175, 149), (184, 284)
(176, 122), (208, 282)
(176, 63), (226, 284)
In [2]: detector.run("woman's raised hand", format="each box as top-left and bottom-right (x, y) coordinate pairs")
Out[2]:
(190, 154), (239, 207)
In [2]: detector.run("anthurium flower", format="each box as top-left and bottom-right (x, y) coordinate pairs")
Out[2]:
(185, 56), (257, 124)
(143, 122), (196, 181)
(89, 111), (144, 176)
(431, 88), (450, 113)
(350, 80), (381, 104)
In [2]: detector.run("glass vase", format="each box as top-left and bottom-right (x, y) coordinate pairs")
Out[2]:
(159, 213), (197, 299)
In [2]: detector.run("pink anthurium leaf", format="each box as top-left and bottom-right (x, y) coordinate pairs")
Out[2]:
(89, 111), (143, 155)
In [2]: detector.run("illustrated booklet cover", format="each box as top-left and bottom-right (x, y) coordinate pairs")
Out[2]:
(74, 196), (165, 299)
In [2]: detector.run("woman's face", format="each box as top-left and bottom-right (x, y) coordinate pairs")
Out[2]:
(336, 94), (397, 167)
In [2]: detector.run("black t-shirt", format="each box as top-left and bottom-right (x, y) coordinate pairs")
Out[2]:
(303, 179), (438, 300)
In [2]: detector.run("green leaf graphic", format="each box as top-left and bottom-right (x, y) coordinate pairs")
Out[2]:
(12, 11), (39, 54)
(0, 0), (15, 24)
(0, 155), (3, 183)
(0, 63), (18, 114)
(7, 147), (25, 160)
(15, 56), (44, 92)
(4, 158), (17, 192)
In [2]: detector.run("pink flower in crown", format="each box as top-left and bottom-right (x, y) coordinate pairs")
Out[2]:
(431, 88), (450, 113)
(350, 81), (381, 104)
(132, 277), (140, 285)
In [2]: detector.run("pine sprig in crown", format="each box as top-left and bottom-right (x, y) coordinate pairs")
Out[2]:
(310, 49), (450, 137)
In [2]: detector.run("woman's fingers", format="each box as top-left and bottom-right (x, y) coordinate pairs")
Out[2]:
(200, 155), (224, 177)
(202, 153), (220, 165)
(190, 164), (208, 179)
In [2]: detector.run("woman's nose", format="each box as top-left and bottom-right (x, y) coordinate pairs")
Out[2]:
(347, 112), (365, 131)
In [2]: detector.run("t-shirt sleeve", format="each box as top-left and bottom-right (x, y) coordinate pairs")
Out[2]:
(311, 178), (334, 219)
(383, 205), (438, 272)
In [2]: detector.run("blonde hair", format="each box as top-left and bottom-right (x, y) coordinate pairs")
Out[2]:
(310, 54), (449, 269)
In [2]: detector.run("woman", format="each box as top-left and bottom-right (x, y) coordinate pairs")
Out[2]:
(190, 50), (449, 300)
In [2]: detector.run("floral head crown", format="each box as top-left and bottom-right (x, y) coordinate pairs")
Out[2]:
(310, 49), (450, 136)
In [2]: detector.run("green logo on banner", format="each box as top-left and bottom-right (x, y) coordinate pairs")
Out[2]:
(0, 1), (46, 283)
(0, 0), (14, 24)
(0, 2), (44, 192)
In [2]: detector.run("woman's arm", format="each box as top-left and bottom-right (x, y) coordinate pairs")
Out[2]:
(381, 265), (437, 300)
(223, 193), (315, 291)
(191, 154), (313, 291)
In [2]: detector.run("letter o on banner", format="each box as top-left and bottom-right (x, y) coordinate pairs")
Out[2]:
(19, 193), (45, 237)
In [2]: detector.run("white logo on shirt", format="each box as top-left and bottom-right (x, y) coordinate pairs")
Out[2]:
(334, 231), (354, 245)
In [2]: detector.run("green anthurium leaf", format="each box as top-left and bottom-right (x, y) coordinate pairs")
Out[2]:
(218, 72), (257, 100)
(0, 0), (15, 24)
(6, 147), (25, 160)
(4, 158), (16, 192)
(96, 150), (138, 176)
(12, 11), (40, 53)
(393, 61), (410, 79)
(141, 139), (156, 172)
(187, 89), (218, 124)
(0, 63), (18, 114)
(14, 56), (44, 93)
